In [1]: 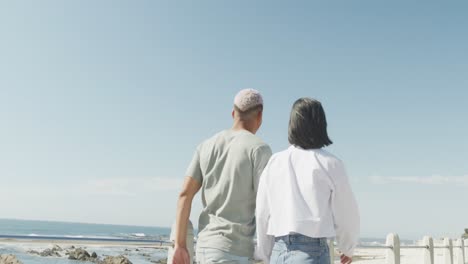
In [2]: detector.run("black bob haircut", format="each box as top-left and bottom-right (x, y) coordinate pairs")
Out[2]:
(288, 97), (333, 149)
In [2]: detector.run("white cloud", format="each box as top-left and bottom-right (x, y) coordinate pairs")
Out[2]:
(369, 175), (468, 185)
(0, 176), (184, 198)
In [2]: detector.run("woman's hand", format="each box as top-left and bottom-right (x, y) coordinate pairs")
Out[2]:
(340, 254), (352, 264)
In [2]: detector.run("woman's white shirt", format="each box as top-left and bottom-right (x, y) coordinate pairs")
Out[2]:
(255, 145), (360, 262)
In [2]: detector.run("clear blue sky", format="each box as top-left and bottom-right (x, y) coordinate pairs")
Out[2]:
(0, 1), (467, 240)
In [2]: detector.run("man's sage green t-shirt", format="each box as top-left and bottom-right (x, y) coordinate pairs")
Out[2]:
(186, 129), (272, 257)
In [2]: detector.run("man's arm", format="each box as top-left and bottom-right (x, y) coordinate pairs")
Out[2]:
(172, 176), (201, 264)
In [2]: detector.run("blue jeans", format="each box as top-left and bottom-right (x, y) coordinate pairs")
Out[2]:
(270, 234), (330, 264)
(196, 247), (252, 264)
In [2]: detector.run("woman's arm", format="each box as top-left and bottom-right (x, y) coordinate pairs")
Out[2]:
(331, 160), (360, 259)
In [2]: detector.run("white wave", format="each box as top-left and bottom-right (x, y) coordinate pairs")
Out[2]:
(24, 233), (120, 240)
(359, 241), (386, 246)
(63, 235), (120, 239)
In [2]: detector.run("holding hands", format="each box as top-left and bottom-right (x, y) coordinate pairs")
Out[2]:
(340, 254), (352, 264)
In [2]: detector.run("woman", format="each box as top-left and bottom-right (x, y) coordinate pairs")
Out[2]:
(255, 98), (359, 264)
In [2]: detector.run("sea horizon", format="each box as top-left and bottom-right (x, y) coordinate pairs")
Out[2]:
(0, 218), (416, 246)
(0, 218), (171, 242)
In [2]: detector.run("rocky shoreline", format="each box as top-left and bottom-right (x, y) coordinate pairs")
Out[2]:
(0, 244), (169, 264)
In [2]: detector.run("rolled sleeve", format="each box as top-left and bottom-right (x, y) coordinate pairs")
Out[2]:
(185, 146), (203, 184)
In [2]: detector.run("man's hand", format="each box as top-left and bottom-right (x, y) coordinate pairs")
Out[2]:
(172, 245), (190, 264)
(340, 254), (352, 264)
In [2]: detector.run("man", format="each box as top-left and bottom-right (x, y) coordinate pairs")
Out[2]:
(172, 89), (272, 264)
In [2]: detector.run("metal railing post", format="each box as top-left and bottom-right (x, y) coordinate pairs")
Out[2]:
(423, 236), (434, 264)
(464, 239), (468, 264)
(443, 238), (454, 264)
(455, 239), (464, 264)
(385, 233), (400, 264)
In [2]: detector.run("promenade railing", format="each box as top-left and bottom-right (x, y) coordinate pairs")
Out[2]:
(328, 233), (468, 264)
(169, 222), (468, 264)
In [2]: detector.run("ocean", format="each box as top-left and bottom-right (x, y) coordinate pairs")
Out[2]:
(0, 219), (172, 264)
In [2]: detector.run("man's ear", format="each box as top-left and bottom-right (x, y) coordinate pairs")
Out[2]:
(232, 110), (235, 118)
(257, 110), (263, 125)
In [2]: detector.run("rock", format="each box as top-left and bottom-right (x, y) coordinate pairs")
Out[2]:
(40, 248), (61, 257)
(68, 248), (91, 261)
(52, 245), (62, 251)
(27, 246), (62, 257)
(26, 250), (40, 255)
(100, 255), (132, 264)
(0, 254), (23, 264)
(91, 252), (98, 258)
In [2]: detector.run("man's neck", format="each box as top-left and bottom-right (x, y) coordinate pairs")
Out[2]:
(232, 120), (256, 134)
